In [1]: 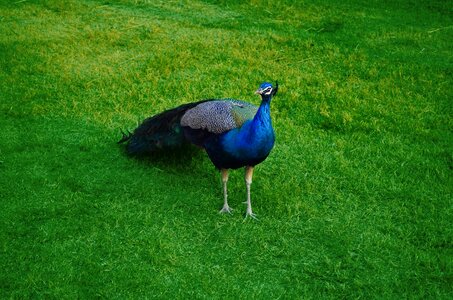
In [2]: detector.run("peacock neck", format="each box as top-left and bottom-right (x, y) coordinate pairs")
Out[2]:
(253, 96), (272, 126)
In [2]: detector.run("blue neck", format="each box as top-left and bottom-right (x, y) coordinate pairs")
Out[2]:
(252, 95), (272, 126)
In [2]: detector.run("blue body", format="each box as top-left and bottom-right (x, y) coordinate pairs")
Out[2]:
(204, 97), (275, 169)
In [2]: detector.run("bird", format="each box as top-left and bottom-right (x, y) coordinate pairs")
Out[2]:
(118, 81), (278, 218)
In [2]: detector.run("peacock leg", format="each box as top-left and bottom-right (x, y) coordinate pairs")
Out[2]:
(219, 169), (233, 214)
(244, 166), (257, 219)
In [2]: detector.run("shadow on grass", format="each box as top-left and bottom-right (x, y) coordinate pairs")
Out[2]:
(117, 141), (211, 175)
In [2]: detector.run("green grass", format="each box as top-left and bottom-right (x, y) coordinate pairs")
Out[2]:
(1, 0), (452, 298)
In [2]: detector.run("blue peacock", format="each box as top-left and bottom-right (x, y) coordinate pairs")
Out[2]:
(119, 82), (278, 218)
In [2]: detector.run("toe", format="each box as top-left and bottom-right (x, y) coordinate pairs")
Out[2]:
(244, 211), (258, 220)
(219, 206), (233, 214)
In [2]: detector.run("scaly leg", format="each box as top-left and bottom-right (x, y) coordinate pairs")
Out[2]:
(244, 166), (257, 219)
(219, 169), (233, 214)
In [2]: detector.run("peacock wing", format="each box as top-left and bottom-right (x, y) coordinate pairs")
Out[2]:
(180, 99), (258, 134)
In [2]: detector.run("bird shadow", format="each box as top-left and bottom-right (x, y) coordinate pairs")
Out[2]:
(119, 143), (211, 176)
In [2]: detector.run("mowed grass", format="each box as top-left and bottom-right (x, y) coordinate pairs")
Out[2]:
(1, 0), (452, 298)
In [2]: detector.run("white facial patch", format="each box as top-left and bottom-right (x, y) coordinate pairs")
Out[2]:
(262, 87), (273, 95)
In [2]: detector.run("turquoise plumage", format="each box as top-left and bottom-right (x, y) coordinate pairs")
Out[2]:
(119, 82), (278, 218)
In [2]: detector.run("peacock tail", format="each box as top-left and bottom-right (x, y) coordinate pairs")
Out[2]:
(118, 100), (208, 155)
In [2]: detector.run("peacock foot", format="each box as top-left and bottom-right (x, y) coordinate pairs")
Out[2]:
(219, 205), (233, 214)
(244, 210), (258, 220)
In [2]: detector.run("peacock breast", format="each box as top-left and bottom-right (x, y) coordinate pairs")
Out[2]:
(221, 121), (275, 162)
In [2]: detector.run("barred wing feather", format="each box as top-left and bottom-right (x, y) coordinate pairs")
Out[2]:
(180, 99), (258, 134)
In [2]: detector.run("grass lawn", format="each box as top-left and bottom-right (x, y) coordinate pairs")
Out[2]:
(1, 0), (452, 298)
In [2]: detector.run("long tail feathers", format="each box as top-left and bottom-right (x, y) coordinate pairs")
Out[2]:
(118, 100), (208, 156)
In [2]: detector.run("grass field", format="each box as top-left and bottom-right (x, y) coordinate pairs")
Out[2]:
(1, 0), (452, 298)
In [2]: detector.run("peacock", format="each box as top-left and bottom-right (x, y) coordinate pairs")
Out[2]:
(118, 82), (278, 218)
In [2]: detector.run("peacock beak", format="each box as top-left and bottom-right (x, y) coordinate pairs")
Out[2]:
(255, 89), (262, 95)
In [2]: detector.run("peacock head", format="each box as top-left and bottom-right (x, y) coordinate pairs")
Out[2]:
(255, 81), (278, 99)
